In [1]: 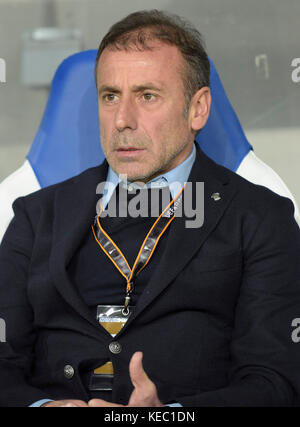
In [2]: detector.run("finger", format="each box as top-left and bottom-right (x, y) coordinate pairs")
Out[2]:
(62, 403), (78, 407)
(129, 351), (152, 389)
(88, 399), (124, 407)
(43, 400), (88, 407)
(68, 400), (89, 407)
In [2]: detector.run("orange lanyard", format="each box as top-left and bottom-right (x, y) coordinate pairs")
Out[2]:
(92, 185), (185, 314)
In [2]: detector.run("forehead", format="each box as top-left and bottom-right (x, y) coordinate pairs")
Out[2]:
(97, 42), (185, 86)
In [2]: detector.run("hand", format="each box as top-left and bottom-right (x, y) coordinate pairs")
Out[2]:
(88, 351), (163, 407)
(42, 399), (88, 407)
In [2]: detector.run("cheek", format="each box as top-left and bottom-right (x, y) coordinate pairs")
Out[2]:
(142, 111), (172, 140)
(145, 113), (186, 152)
(99, 113), (113, 143)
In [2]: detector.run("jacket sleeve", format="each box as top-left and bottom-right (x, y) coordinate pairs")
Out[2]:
(0, 197), (52, 407)
(177, 196), (300, 407)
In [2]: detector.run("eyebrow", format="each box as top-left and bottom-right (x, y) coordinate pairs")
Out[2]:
(98, 85), (121, 95)
(98, 83), (163, 95)
(132, 83), (163, 92)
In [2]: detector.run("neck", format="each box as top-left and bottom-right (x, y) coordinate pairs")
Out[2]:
(133, 143), (194, 184)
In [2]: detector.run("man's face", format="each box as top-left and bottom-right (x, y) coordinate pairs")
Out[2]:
(96, 42), (197, 182)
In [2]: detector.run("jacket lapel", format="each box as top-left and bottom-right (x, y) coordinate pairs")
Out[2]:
(128, 146), (238, 323)
(49, 162), (110, 338)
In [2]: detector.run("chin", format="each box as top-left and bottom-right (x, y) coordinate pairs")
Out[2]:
(113, 166), (151, 183)
(125, 174), (148, 183)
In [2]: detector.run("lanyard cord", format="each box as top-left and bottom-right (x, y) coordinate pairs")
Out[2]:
(92, 185), (185, 313)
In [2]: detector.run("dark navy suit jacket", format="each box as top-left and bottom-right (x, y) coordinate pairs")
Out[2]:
(0, 146), (300, 407)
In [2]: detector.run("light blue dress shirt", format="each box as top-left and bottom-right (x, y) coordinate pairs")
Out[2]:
(30, 144), (196, 407)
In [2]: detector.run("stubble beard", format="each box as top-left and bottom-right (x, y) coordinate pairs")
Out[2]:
(102, 133), (192, 183)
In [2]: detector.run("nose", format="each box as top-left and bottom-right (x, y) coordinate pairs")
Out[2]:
(115, 96), (137, 132)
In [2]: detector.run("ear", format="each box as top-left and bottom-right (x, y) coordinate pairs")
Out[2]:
(189, 87), (211, 133)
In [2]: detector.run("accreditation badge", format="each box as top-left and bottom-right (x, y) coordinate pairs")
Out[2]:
(89, 305), (134, 391)
(97, 305), (133, 336)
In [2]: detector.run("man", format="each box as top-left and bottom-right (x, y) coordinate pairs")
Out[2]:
(0, 10), (300, 407)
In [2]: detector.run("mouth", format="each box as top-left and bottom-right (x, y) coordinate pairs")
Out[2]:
(116, 147), (143, 151)
(115, 147), (145, 157)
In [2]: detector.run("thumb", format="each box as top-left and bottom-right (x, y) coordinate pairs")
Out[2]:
(129, 351), (150, 389)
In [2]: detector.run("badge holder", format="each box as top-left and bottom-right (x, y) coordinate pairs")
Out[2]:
(89, 305), (133, 391)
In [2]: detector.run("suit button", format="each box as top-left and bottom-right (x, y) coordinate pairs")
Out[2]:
(64, 365), (75, 379)
(109, 341), (122, 354)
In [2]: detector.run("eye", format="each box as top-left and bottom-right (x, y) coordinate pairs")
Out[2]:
(103, 93), (118, 102)
(142, 93), (156, 102)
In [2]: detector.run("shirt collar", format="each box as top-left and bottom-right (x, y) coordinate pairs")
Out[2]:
(101, 143), (196, 210)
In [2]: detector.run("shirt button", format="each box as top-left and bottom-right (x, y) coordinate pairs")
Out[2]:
(109, 341), (122, 354)
(64, 365), (75, 379)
